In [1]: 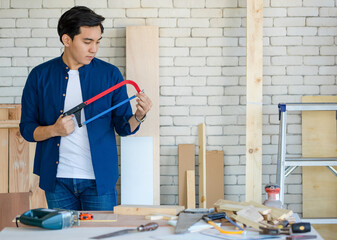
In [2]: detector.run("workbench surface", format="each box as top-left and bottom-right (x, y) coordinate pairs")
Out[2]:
(0, 214), (323, 240)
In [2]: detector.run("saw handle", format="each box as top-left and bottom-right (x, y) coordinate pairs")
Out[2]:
(137, 222), (159, 232)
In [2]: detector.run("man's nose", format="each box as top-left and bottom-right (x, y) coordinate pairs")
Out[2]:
(90, 43), (98, 53)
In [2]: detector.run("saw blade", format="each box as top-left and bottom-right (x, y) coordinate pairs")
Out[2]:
(175, 213), (204, 234)
(91, 229), (136, 239)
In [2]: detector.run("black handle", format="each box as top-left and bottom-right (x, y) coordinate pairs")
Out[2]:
(292, 222), (311, 233)
(137, 222), (159, 232)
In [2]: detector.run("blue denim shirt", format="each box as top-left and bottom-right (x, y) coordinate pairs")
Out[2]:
(20, 55), (139, 194)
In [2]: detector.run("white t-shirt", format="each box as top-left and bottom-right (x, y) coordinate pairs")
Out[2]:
(57, 70), (95, 179)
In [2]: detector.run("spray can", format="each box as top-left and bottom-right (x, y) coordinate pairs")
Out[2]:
(263, 184), (283, 209)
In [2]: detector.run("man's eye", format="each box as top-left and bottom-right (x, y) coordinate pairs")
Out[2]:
(84, 42), (91, 44)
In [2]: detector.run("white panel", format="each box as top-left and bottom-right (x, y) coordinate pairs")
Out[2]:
(121, 136), (154, 205)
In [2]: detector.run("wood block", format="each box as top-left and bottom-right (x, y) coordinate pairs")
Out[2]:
(246, 201), (292, 220)
(198, 123), (206, 208)
(237, 206), (264, 223)
(206, 150), (224, 208)
(302, 96), (337, 218)
(0, 192), (30, 230)
(178, 144), (195, 207)
(231, 214), (263, 230)
(0, 107), (9, 193)
(245, 0), (263, 204)
(215, 199), (271, 215)
(113, 205), (184, 216)
(126, 26), (160, 205)
(186, 170), (195, 209)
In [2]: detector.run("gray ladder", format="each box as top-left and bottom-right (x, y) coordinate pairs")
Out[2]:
(277, 102), (337, 224)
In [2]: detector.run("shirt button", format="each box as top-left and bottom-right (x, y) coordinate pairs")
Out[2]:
(65, 76), (68, 79)
(60, 110), (63, 113)
(63, 93), (66, 97)
(66, 67), (69, 69)
(56, 161), (59, 164)
(57, 143), (60, 147)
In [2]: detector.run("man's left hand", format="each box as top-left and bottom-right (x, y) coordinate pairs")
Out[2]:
(135, 92), (152, 120)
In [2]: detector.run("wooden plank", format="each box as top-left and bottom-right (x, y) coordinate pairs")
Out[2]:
(126, 26), (160, 205)
(198, 123), (207, 208)
(186, 170), (195, 209)
(28, 142), (47, 209)
(312, 224), (337, 240)
(9, 105), (29, 193)
(0, 107), (9, 193)
(206, 150), (224, 208)
(0, 120), (20, 128)
(302, 96), (337, 218)
(113, 205), (184, 216)
(246, 0), (263, 203)
(178, 144), (195, 207)
(0, 192), (30, 230)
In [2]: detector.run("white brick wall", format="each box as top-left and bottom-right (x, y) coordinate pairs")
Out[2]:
(1, 0), (336, 216)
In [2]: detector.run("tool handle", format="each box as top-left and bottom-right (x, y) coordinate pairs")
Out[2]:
(292, 222), (311, 233)
(137, 222), (159, 232)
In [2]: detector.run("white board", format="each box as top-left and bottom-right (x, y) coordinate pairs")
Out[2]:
(121, 136), (154, 205)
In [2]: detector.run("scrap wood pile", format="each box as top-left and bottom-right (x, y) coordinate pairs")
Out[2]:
(214, 199), (294, 230)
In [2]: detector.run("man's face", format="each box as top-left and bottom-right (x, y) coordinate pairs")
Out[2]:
(65, 25), (102, 67)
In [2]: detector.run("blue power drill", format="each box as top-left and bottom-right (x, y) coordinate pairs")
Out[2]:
(17, 208), (80, 230)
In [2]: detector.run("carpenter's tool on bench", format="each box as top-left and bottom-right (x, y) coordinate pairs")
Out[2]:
(260, 222), (311, 235)
(202, 212), (244, 235)
(175, 208), (214, 234)
(79, 213), (93, 220)
(17, 208), (80, 230)
(63, 80), (142, 127)
(286, 235), (317, 239)
(90, 222), (159, 239)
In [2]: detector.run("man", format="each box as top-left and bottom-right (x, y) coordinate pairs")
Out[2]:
(20, 6), (152, 210)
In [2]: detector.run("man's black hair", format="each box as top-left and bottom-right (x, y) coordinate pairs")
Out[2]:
(57, 6), (105, 44)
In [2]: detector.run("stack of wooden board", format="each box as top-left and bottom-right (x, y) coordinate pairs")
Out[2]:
(0, 105), (47, 230)
(214, 199), (293, 230)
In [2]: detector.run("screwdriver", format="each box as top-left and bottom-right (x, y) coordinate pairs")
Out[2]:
(90, 222), (159, 239)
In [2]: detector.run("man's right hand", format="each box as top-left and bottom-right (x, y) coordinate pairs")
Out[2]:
(53, 114), (75, 137)
(33, 114), (75, 141)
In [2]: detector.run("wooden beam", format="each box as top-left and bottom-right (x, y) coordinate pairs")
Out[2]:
(113, 205), (184, 216)
(206, 150), (224, 208)
(0, 107), (9, 193)
(186, 170), (195, 209)
(178, 144), (195, 207)
(198, 123), (206, 208)
(245, 0), (263, 203)
(126, 26), (160, 205)
(0, 120), (20, 128)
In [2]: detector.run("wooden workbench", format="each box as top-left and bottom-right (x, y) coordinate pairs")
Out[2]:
(0, 214), (323, 240)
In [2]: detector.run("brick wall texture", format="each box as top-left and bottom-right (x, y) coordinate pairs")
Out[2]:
(1, 0), (336, 215)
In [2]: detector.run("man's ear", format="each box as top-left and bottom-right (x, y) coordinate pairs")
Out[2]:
(61, 34), (72, 47)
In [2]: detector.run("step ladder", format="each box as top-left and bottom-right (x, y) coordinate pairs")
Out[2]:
(276, 102), (337, 224)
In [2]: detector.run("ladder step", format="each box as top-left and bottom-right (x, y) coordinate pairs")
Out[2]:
(285, 158), (337, 166)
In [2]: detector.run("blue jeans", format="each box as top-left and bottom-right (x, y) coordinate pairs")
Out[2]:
(45, 178), (117, 211)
